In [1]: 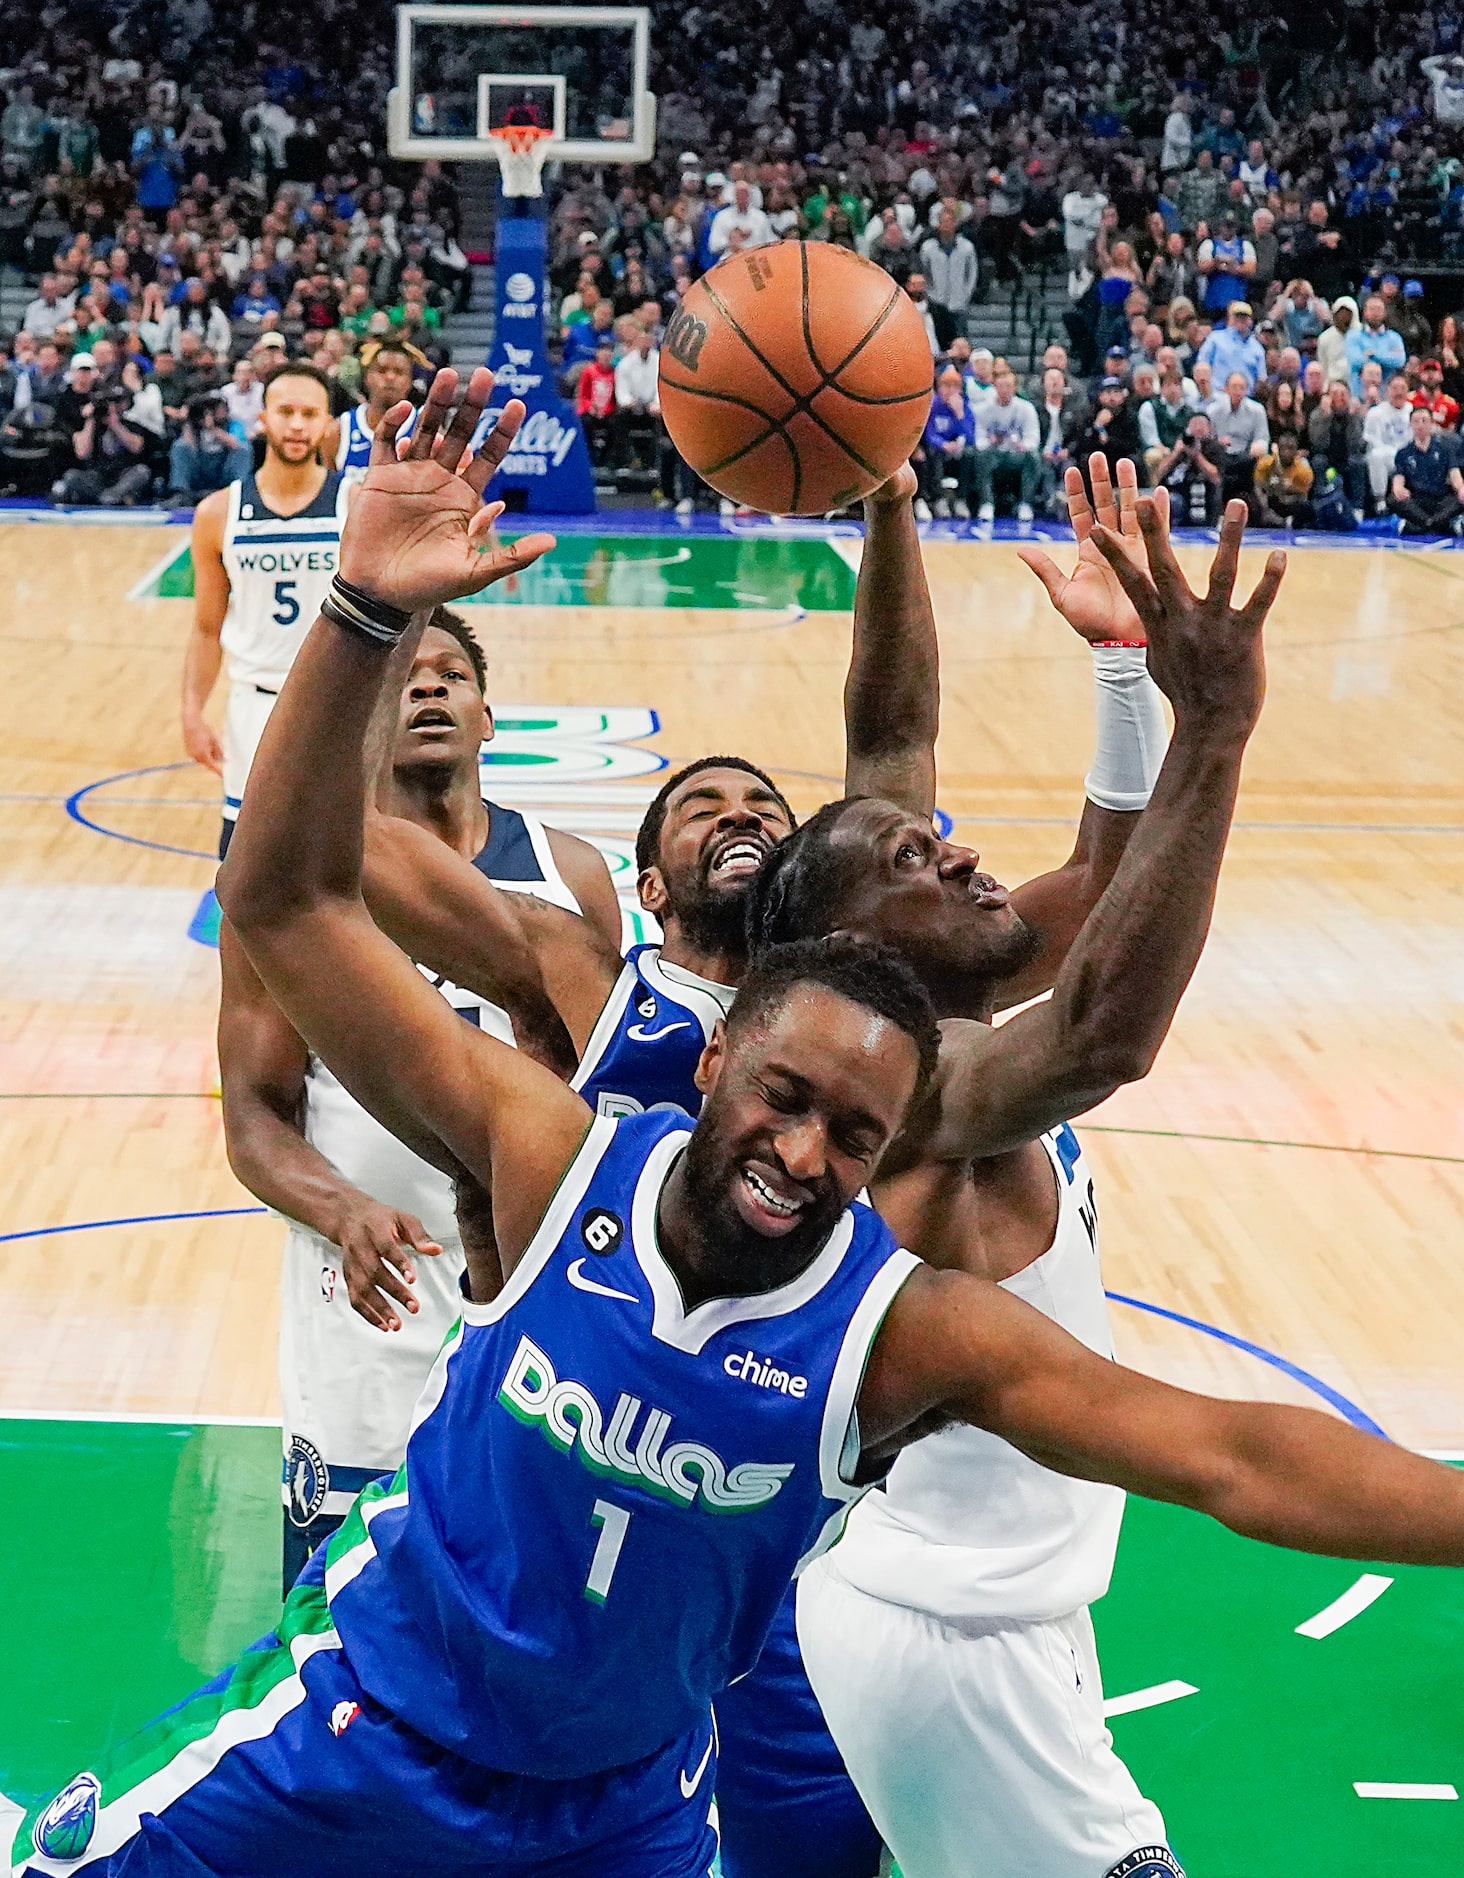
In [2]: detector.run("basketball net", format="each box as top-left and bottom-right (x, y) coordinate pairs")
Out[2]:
(491, 124), (553, 198)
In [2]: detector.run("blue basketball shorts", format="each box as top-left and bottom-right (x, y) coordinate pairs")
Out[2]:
(714, 1581), (880, 1878)
(14, 1573), (719, 1878)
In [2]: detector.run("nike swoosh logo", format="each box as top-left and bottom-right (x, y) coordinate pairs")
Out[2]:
(679, 1733), (715, 1798)
(567, 1259), (638, 1304)
(627, 1020), (692, 1043)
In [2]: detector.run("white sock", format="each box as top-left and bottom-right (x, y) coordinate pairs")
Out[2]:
(1084, 645), (1168, 812)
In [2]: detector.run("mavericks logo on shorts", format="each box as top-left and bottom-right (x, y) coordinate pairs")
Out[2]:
(1105, 1850), (1185, 1878)
(284, 1434), (329, 1528)
(33, 1771), (101, 1859)
(498, 1333), (794, 1512)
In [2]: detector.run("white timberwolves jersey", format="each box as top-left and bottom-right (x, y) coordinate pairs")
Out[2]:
(829, 1125), (1126, 1622)
(280, 806), (586, 1523)
(220, 468), (350, 691)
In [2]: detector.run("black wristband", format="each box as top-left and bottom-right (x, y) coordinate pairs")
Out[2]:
(321, 574), (414, 645)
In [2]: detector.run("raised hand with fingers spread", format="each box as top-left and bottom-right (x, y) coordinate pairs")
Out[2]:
(339, 365), (556, 616)
(1016, 454), (1171, 646)
(1090, 495), (1283, 740)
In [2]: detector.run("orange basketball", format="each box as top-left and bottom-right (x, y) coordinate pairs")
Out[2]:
(658, 243), (934, 515)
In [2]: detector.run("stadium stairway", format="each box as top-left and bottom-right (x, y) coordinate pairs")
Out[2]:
(966, 270), (1068, 375)
(1, 268), (29, 335)
(448, 265), (497, 375)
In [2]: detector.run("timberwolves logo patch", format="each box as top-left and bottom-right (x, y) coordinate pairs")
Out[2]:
(1105, 1851), (1184, 1878)
(33, 1771), (101, 1859)
(581, 1207), (624, 1256)
(284, 1434), (329, 1528)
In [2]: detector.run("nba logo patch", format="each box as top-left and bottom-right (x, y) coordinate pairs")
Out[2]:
(1104, 1850), (1184, 1878)
(635, 989), (656, 1021)
(320, 1265), (338, 1303)
(329, 1700), (360, 1737)
(284, 1434), (329, 1527)
(33, 1771), (101, 1859)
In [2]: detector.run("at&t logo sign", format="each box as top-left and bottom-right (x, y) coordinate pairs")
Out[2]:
(502, 271), (538, 319)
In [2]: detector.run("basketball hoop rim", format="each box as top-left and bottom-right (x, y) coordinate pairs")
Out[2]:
(491, 124), (555, 155)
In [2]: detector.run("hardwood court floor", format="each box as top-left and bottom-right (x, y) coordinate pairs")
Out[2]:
(3, 517), (1464, 1871)
(3, 518), (1463, 1445)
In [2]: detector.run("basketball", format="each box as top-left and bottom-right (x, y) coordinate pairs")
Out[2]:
(657, 243), (934, 515)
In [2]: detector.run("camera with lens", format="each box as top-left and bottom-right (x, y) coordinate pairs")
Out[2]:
(187, 391), (230, 430)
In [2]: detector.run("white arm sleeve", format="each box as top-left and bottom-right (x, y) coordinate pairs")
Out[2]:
(1084, 645), (1169, 813)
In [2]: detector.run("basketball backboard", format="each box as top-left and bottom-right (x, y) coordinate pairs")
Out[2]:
(389, 5), (655, 164)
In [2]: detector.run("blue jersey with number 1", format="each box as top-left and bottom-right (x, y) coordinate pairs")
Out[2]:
(572, 942), (733, 1119)
(322, 1107), (918, 1779)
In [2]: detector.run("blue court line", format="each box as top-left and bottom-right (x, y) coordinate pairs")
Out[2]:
(65, 762), (216, 860)
(0, 1206), (1386, 1434)
(36, 779), (1464, 844)
(1106, 1291), (1388, 1438)
(0, 1207), (266, 1246)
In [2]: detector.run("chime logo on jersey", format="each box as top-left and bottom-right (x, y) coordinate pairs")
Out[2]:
(498, 1334), (794, 1512)
(32, 1771), (100, 1859)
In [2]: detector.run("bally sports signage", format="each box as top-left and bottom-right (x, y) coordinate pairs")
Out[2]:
(485, 212), (595, 513)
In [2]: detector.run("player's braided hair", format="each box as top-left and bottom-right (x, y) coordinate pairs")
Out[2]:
(744, 797), (866, 955)
(635, 756), (795, 874)
(728, 932), (941, 1101)
(362, 336), (429, 372)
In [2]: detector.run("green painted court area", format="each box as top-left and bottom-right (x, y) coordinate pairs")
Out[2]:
(4, 1420), (1462, 1872)
(138, 532), (857, 612)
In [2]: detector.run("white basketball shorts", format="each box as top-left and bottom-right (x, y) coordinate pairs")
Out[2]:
(796, 1555), (1180, 1878)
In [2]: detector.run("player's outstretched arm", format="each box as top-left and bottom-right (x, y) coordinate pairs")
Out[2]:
(998, 456), (1171, 1009)
(861, 1267), (1464, 1567)
(915, 498), (1283, 1160)
(219, 368), (591, 1269)
(361, 811), (625, 1065)
(843, 464), (939, 817)
(361, 813), (580, 1075)
(218, 921), (445, 1332)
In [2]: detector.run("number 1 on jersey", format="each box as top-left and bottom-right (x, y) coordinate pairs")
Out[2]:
(585, 1499), (630, 1604)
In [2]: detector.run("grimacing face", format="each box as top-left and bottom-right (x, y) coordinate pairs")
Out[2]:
(686, 984), (919, 1266)
(640, 766), (795, 946)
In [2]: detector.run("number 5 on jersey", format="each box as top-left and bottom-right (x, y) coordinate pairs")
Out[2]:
(272, 578), (300, 626)
(585, 1499), (630, 1604)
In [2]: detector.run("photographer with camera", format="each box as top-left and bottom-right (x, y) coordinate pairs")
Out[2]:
(1151, 404), (1225, 524)
(169, 388), (252, 505)
(52, 352), (166, 507)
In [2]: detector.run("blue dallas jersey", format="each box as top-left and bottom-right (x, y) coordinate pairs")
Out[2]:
(572, 942), (734, 1119)
(334, 401), (374, 471)
(322, 1107), (918, 1779)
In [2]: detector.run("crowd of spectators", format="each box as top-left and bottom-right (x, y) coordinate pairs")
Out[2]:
(12, 0), (1464, 529)
(895, 283), (1464, 535)
(0, 0), (467, 504)
(540, 0), (1464, 529)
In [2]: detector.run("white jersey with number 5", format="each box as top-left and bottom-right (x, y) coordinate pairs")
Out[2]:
(220, 468), (350, 691)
